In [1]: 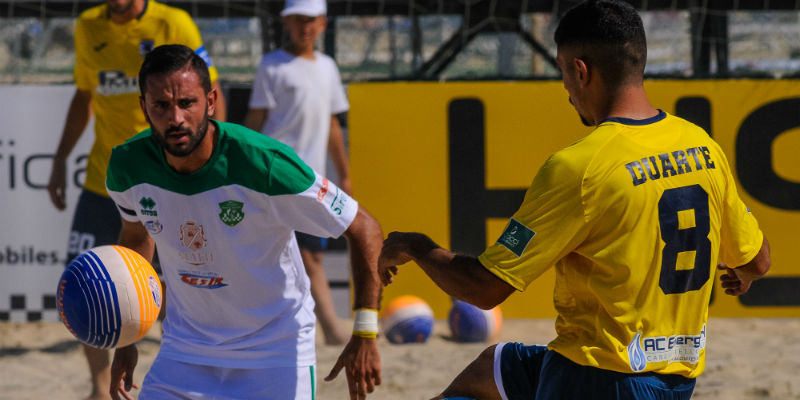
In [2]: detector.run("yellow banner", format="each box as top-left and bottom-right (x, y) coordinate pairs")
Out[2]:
(349, 80), (800, 318)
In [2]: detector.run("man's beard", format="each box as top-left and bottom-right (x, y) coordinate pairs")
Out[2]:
(107, 0), (135, 15)
(152, 112), (210, 158)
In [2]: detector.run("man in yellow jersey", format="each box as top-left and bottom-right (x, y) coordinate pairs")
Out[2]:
(378, 1), (770, 399)
(46, 0), (225, 398)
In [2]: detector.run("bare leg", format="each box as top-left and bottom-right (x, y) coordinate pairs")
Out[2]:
(301, 248), (349, 345)
(431, 345), (503, 400)
(82, 344), (111, 400)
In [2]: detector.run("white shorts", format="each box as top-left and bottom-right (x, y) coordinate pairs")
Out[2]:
(139, 357), (316, 399)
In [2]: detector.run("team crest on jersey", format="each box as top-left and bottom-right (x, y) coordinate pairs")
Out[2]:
(218, 200), (244, 226)
(180, 221), (207, 250)
(497, 218), (536, 257)
(179, 221), (213, 265)
(139, 39), (155, 56)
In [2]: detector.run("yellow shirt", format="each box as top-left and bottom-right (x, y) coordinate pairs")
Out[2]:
(74, 0), (218, 196)
(479, 111), (763, 378)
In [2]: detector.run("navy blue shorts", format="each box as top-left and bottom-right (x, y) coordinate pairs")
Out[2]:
(295, 231), (328, 252)
(67, 190), (160, 273)
(495, 342), (695, 400)
(66, 190), (122, 265)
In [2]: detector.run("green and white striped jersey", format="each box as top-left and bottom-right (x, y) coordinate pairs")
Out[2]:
(106, 121), (358, 368)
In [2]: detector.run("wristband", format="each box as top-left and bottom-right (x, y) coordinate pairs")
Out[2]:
(352, 308), (379, 338)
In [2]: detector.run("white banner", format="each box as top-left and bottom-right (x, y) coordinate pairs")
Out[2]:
(0, 85), (94, 322)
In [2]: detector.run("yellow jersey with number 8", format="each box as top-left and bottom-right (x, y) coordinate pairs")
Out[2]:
(479, 111), (762, 378)
(74, 0), (218, 196)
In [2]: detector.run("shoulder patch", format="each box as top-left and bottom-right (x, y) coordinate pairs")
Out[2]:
(497, 218), (536, 257)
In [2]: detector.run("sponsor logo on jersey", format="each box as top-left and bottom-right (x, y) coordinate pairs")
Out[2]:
(139, 39), (155, 56)
(627, 331), (647, 372)
(95, 70), (139, 96)
(144, 220), (163, 234)
(179, 272), (227, 289)
(497, 218), (536, 257)
(148, 275), (162, 307)
(329, 187), (348, 215)
(139, 197), (157, 216)
(633, 325), (706, 367)
(218, 200), (244, 226)
(317, 178), (329, 201)
(179, 221), (213, 265)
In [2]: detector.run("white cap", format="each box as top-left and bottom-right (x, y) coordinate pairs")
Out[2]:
(281, 0), (326, 17)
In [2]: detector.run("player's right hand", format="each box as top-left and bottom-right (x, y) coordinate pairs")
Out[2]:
(718, 263), (752, 296)
(377, 232), (414, 286)
(110, 344), (140, 400)
(47, 158), (67, 210)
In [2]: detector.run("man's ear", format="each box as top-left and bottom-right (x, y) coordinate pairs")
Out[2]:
(574, 58), (590, 87)
(206, 86), (218, 118)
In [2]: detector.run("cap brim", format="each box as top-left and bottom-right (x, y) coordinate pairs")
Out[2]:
(280, 6), (325, 17)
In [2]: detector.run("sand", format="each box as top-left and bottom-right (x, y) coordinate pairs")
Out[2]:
(1, 318), (799, 399)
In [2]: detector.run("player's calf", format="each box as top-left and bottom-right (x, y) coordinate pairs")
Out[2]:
(433, 344), (503, 400)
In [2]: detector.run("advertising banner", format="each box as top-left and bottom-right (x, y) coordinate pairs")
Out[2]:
(0, 86), (93, 322)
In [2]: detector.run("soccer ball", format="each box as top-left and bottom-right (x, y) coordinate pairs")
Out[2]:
(380, 295), (434, 344)
(57, 245), (162, 349)
(447, 300), (502, 342)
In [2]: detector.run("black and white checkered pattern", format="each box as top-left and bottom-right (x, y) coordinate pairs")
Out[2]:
(0, 294), (59, 322)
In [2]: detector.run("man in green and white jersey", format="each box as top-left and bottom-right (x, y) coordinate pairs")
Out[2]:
(106, 44), (384, 400)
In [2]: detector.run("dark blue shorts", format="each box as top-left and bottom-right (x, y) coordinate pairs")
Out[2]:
(67, 190), (160, 273)
(496, 342), (696, 400)
(66, 190), (122, 265)
(295, 231), (328, 252)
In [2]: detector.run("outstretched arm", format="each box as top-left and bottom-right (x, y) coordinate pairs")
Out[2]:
(719, 236), (770, 296)
(48, 89), (92, 210)
(378, 232), (515, 310)
(325, 206), (383, 399)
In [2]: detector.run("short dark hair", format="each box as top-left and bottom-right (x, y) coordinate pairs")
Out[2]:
(554, 0), (647, 87)
(139, 44), (211, 96)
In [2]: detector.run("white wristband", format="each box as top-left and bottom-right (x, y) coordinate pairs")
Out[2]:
(353, 308), (379, 338)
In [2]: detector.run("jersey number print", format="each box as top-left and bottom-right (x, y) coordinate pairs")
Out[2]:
(658, 185), (712, 294)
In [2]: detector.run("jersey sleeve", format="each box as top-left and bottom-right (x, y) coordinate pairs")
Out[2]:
(717, 147), (764, 267)
(170, 9), (218, 83)
(72, 18), (93, 91)
(329, 61), (349, 115)
(478, 151), (590, 291)
(106, 161), (140, 223)
(268, 162), (358, 238)
(248, 59), (276, 110)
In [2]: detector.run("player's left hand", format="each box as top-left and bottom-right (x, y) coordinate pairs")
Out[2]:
(324, 336), (381, 400)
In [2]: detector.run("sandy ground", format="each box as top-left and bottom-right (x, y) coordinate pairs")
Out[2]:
(1, 318), (799, 399)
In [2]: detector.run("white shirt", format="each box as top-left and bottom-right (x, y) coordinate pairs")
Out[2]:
(106, 122), (358, 368)
(249, 49), (349, 175)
